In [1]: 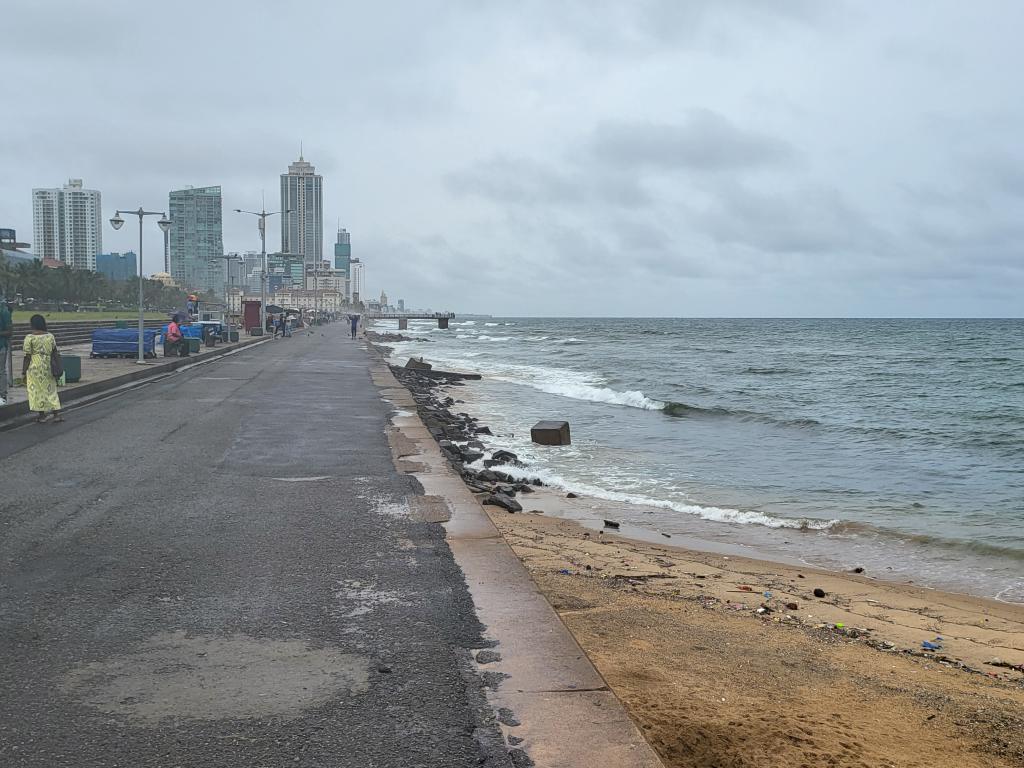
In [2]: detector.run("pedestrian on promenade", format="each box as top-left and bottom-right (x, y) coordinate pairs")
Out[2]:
(166, 314), (184, 357)
(282, 314), (291, 337)
(273, 314), (282, 339)
(349, 313), (359, 339)
(21, 314), (62, 424)
(0, 295), (13, 406)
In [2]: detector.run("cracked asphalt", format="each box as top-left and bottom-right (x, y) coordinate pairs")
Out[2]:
(0, 327), (511, 767)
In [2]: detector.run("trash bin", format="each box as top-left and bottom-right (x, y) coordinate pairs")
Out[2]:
(62, 355), (82, 383)
(221, 330), (229, 342)
(205, 334), (216, 348)
(229, 331), (240, 342)
(187, 337), (202, 354)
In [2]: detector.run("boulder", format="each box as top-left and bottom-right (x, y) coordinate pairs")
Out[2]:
(484, 493), (522, 513)
(405, 357), (432, 371)
(490, 449), (520, 465)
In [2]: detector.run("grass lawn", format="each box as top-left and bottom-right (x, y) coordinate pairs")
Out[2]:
(12, 311), (169, 323)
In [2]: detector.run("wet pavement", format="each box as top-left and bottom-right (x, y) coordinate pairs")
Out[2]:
(0, 327), (511, 767)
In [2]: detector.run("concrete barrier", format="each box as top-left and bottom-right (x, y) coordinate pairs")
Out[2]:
(530, 420), (571, 445)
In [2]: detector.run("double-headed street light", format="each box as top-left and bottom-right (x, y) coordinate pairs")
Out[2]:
(234, 207), (290, 335)
(110, 208), (172, 364)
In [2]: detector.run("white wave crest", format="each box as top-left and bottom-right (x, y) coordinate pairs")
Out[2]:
(476, 334), (511, 341)
(484, 322), (500, 326)
(492, 464), (838, 531)
(531, 380), (664, 410)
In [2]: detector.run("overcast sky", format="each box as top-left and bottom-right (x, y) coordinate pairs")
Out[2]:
(3, 1), (1022, 316)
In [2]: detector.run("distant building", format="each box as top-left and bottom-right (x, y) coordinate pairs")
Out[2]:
(267, 252), (305, 289)
(349, 258), (364, 303)
(397, 299), (405, 312)
(280, 155), (323, 265)
(151, 271), (178, 288)
(274, 288), (343, 313)
(0, 228), (33, 266)
(305, 265), (347, 294)
(169, 185), (224, 294)
(334, 227), (351, 274)
(96, 251), (137, 281)
(32, 179), (102, 271)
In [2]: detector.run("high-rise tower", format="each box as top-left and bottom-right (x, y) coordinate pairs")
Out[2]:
(168, 185), (224, 294)
(280, 154), (323, 265)
(32, 179), (102, 270)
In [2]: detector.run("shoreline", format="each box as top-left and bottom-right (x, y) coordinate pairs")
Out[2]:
(371, 329), (1022, 606)
(372, 341), (1024, 679)
(372, 337), (1024, 765)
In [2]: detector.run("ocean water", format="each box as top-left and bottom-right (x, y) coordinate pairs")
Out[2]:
(380, 318), (1024, 603)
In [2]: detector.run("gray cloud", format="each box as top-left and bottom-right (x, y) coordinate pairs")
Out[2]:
(590, 111), (796, 173)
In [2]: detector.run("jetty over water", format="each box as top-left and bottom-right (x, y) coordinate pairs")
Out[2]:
(367, 311), (456, 329)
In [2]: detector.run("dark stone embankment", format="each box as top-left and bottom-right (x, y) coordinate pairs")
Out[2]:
(389, 365), (544, 511)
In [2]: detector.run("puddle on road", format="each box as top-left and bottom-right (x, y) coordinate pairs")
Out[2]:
(62, 631), (369, 722)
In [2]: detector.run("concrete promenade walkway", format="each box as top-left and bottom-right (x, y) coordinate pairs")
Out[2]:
(0, 327), (512, 767)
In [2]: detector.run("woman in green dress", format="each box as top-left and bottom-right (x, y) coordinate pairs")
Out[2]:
(21, 314), (63, 423)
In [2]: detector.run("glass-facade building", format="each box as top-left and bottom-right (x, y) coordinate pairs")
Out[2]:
(168, 186), (224, 295)
(96, 251), (137, 281)
(280, 156), (323, 266)
(334, 228), (351, 274)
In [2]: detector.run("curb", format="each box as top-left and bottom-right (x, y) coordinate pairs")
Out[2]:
(0, 336), (271, 431)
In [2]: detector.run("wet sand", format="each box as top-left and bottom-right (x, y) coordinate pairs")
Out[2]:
(484, 495), (1024, 768)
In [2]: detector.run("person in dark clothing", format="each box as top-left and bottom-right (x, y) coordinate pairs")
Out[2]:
(349, 314), (359, 339)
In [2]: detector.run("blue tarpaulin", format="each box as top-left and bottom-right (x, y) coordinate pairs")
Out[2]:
(162, 324), (204, 339)
(91, 328), (157, 357)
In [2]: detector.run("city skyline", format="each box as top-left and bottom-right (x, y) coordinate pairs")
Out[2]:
(3, 2), (1023, 316)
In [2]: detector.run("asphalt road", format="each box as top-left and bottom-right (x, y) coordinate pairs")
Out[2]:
(0, 327), (511, 767)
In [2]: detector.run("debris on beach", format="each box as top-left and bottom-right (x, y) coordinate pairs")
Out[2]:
(603, 519), (620, 529)
(813, 587), (827, 598)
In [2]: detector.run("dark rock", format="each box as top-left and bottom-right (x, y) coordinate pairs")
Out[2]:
(566, 492), (578, 499)
(490, 449), (520, 465)
(377, 664), (392, 674)
(478, 470), (499, 482)
(785, 602), (799, 611)
(484, 493), (522, 513)
(507, 735), (524, 746)
(405, 357), (432, 370)
(531, 478), (543, 486)
(475, 650), (502, 665)
(460, 450), (484, 464)
(852, 567), (865, 574)
(813, 588), (826, 598)
(603, 519), (620, 529)
(496, 708), (521, 727)
(475, 426), (493, 435)
(517, 485), (534, 494)
(508, 748), (534, 768)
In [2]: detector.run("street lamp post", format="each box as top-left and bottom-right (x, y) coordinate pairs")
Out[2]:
(110, 208), (171, 364)
(208, 254), (242, 343)
(234, 207), (289, 335)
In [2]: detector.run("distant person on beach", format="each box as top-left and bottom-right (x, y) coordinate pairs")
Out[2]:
(349, 314), (359, 339)
(0, 295), (13, 406)
(21, 314), (62, 423)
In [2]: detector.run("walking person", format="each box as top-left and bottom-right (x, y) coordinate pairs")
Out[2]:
(21, 314), (62, 424)
(349, 313), (359, 340)
(273, 314), (282, 339)
(0, 295), (13, 406)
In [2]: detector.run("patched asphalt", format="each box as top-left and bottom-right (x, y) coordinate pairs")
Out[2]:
(0, 328), (512, 767)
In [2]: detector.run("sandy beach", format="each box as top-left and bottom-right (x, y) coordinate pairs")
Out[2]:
(483, 497), (1024, 767)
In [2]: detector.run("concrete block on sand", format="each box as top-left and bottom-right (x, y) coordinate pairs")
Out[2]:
(405, 357), (432, 371)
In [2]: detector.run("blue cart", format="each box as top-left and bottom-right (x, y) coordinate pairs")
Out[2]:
(91, 328), (158, 359)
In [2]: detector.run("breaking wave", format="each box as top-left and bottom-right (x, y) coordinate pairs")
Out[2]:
(491, 463), (839, 531)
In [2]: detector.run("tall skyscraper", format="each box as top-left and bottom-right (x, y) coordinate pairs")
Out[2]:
(280, 155), (323, 265)
(334, 227), (351, 273)
(168, 186), (224, 294)
(32, 179), (102, 270)
(349, 258), (364, 303)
